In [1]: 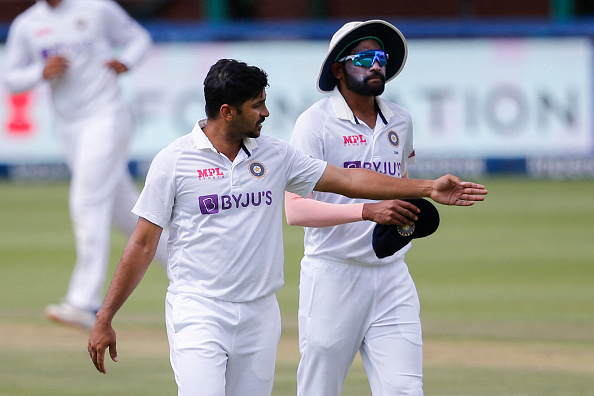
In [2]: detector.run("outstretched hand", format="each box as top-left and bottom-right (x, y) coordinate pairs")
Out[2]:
(431, 174), (488, 206)
(88, 319), (118, 374)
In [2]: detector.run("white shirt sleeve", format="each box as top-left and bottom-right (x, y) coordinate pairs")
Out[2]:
(282, 141), (327, 198)
(402, 107), (415, 174)
(102, 0), (152, 70)
(3, 18), (45, 93)
(132, 147), (177, 228)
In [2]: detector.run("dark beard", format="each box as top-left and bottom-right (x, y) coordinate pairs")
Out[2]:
(345, 71), (386, 96)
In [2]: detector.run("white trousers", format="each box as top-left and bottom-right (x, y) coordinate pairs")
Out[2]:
(60, 105), (168, 312)
(297, 255), (423, 396)
(165, 292), (281, 396)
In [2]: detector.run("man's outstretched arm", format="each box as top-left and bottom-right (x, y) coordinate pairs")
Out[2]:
(314, 164), (487, 206)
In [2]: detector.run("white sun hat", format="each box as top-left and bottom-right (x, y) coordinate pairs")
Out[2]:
(317, 19), (408, 93)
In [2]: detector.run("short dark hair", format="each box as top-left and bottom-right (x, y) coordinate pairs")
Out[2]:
(204, 59), (269, 118)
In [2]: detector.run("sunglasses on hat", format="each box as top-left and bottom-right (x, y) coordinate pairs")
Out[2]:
(337, 50), (389, 68)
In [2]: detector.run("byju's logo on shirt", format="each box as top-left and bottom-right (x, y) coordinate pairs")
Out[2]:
(197, 167), (225, 180)
(344, 161), (402, 176)
(198, 191), (273, 215)
(40, 40), (94, 60)
(344, 161), (362, 169)
(199, 194), (219, 214)
(343, 135), (368, 146)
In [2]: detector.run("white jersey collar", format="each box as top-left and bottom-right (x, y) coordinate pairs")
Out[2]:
(192, 118), (258, 156)
(41, 0), (72, 12)
(329, 86), (394, 125)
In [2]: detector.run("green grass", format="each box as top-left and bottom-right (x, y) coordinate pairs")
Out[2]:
(0, 178), (593, 395)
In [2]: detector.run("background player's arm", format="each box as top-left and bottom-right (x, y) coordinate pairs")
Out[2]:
(3, 20), (46, 92)
(88, 217), (163, 374)
(103, 0), (152, 71)
(314, 164), (487, 206)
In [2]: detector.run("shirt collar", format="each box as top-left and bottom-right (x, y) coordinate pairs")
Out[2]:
(329, 86), (394, 125)
(42, 0), (71, 11)
(192, 119), (258, 157)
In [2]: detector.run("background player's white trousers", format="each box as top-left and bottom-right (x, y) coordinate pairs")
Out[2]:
(165, 292), (281, 396)
(60, 106), (168, 312)
(297, 255), (423, 396)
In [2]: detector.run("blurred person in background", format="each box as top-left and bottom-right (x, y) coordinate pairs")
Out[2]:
(3, 0), (169, 330)
(285, 20), (427, 395)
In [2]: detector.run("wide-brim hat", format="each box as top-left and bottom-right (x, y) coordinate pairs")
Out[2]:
(317, 19), (408, 93)
(372, 198), (440, 259)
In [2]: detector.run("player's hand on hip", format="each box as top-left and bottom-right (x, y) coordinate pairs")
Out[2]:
(106, 59), (128, 75)
(363, 199), (420, 226)
(88, 319), (118, 374)
(431, 174), (488, 206)
(42, 56), (68, 79)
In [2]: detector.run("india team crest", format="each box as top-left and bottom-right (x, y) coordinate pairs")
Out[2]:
(387, 130), (400, 148)
(75, 18), (88, 31)
(397, 223), (415, 237)
(249, 161), (266, 178)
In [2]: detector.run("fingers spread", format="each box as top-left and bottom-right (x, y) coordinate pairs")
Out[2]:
(461, 181), (485, 189)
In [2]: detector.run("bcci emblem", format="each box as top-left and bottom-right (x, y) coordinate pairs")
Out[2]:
(75, 18), (88, 31)
(249, 161), (266, 178)
(387, 130), (400, 148)
(397, 223), (415, 237)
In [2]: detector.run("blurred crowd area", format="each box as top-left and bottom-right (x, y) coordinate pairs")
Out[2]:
(1, 0), (594, 22)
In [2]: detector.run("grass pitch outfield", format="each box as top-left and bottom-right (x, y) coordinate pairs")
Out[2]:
(0, 177), (593, 395)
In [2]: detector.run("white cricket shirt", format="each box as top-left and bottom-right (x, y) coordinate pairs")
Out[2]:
(291, 87), (416, 264)
(133, 120), (327, 302)
(3, 0), (151, 121)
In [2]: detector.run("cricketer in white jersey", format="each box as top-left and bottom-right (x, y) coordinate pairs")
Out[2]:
(134, 121), (326, 394)
(87, 59), (486, 395)
(286, 20), (425, 396)
(291, 87), (416, 263)
(3, 0), (168, 329)
(134, 119), (327, 302)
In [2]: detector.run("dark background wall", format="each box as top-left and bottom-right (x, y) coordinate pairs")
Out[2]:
(0, 0), (564, 22)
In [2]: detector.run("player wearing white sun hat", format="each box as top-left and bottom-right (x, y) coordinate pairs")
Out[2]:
(286, 20), (431, 395)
